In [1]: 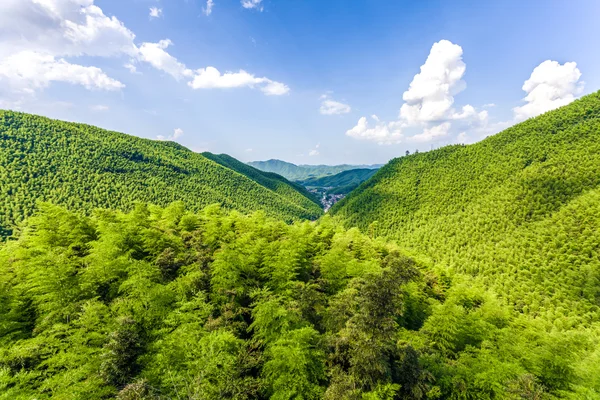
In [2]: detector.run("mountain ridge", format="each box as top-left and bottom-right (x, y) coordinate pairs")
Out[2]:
(0, 110), (323, 237)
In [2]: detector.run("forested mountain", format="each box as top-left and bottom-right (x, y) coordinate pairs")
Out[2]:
(202, 152), (320, 205)
(300, 168), (379, 195)
(0, 111), (322, 237)
(332, 91), (600, 325)
(2, 203), (598, 399)
(248, 159), (381, 181)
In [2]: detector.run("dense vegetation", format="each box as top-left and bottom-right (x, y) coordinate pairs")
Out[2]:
(202, 152), (320, 205)
(248, 159), (381, 181)
(332, 91), (600, 326)
(0, 111), (322, 237)
(2, 203), (598, 399)
(300, 168), (379, 196)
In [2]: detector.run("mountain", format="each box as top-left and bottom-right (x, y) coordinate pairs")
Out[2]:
(299, 168), (379, 194)
(248, 159), (382, 181)
(0, 110), (322, 237)
(201, 152), (320, 205)
(332, 90), (600, 323)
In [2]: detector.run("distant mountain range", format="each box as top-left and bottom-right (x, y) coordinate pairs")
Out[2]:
(247, 159), (382, 181)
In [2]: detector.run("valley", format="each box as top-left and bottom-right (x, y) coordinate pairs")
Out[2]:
(2, 93), (600, 398)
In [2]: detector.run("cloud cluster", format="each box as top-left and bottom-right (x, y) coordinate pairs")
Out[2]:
(204, 0), (214, 16)
(157, 128), (184, 141)
(188, 67), (289, 95)
(346, 40), (487, 145)
(320, 95), (351, 115)
(0, 51), (124, 93)
(0, 0), (289, 104)
(346, 116), (403, 145)
(513, 60), (583, 121)
(241, 0), (263, 11)
(149, 7), (162, 19)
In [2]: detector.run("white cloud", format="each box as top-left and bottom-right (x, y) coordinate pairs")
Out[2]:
(406, 122), (451, 143)
(188, 66), (289, 95)
(346, 117), (403, 145)
(137, 40), (193, 80)
(0, 0), (289, 101)
(308, 143), (320, 156)
(400, 40), (467, 124)
(157, 128), (184, 141)
(0, 51), (124, 92)
(203, 0), (214, 16)
(320, 96), (351, 115)
(513, 60), (583, 121)
(0, 0), (137, 58)
(346, 40), (488, 146)
(241, 0), (263, 10)
(124, 62), (139, 74)
(245, 148), (253, 152)
(482, 103), (496, 108)
(261, 80), (290, 96)
(149, 7), (162, 19)
(90, 104), (109, 111)
(456, 132), (468, 144)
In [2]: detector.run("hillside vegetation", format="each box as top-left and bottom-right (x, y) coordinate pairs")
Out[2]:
(332, 91), (600, 325)
(248, 159), (381, 181)
(1, 203), (598, 399)
(202, 152), (320, 205)
(0, 111), (322, 237)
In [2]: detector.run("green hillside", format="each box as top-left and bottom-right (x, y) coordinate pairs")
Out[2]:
(332, 91), (600, 325)
(0, 111), (322, 237)
(248, 159), (381, 181)
(202, 152), (320, 205)
(300, 168), (379, 195)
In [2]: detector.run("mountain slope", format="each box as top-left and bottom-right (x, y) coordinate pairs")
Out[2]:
(201, 152), (320, 206)
(0, 111), (322, 236)
(332, 91), (600, 324)
(248, 159), (381, 181)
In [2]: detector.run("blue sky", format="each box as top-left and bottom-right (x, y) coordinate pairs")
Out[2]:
(1, 0), (599, 165)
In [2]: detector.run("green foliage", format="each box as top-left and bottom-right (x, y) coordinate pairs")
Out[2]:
(332, 91), (600, 324)
(0, 110), (322, 237)
(1, 203), (598, 398)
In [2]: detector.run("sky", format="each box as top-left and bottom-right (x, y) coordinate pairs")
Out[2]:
(1, 0), (599, 165)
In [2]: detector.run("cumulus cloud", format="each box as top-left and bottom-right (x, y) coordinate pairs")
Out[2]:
(346, 117), (403, 145)
(0, 0), (288, 99)
(188, 66), (289, 95)
(406, 122), (451, 143)
(203, 0), (214, 16)
(0, 51), (125, 92)
(320, 95), (351, 115)
(149, 7), (162, 19)
(346, 40), (487, 146)
(241, 0), (263, 10)
(513, 60), (583, 121)
(157, 128), (184, 141)
(400, 40), (467, 124)
(137, 40), (193, 80)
